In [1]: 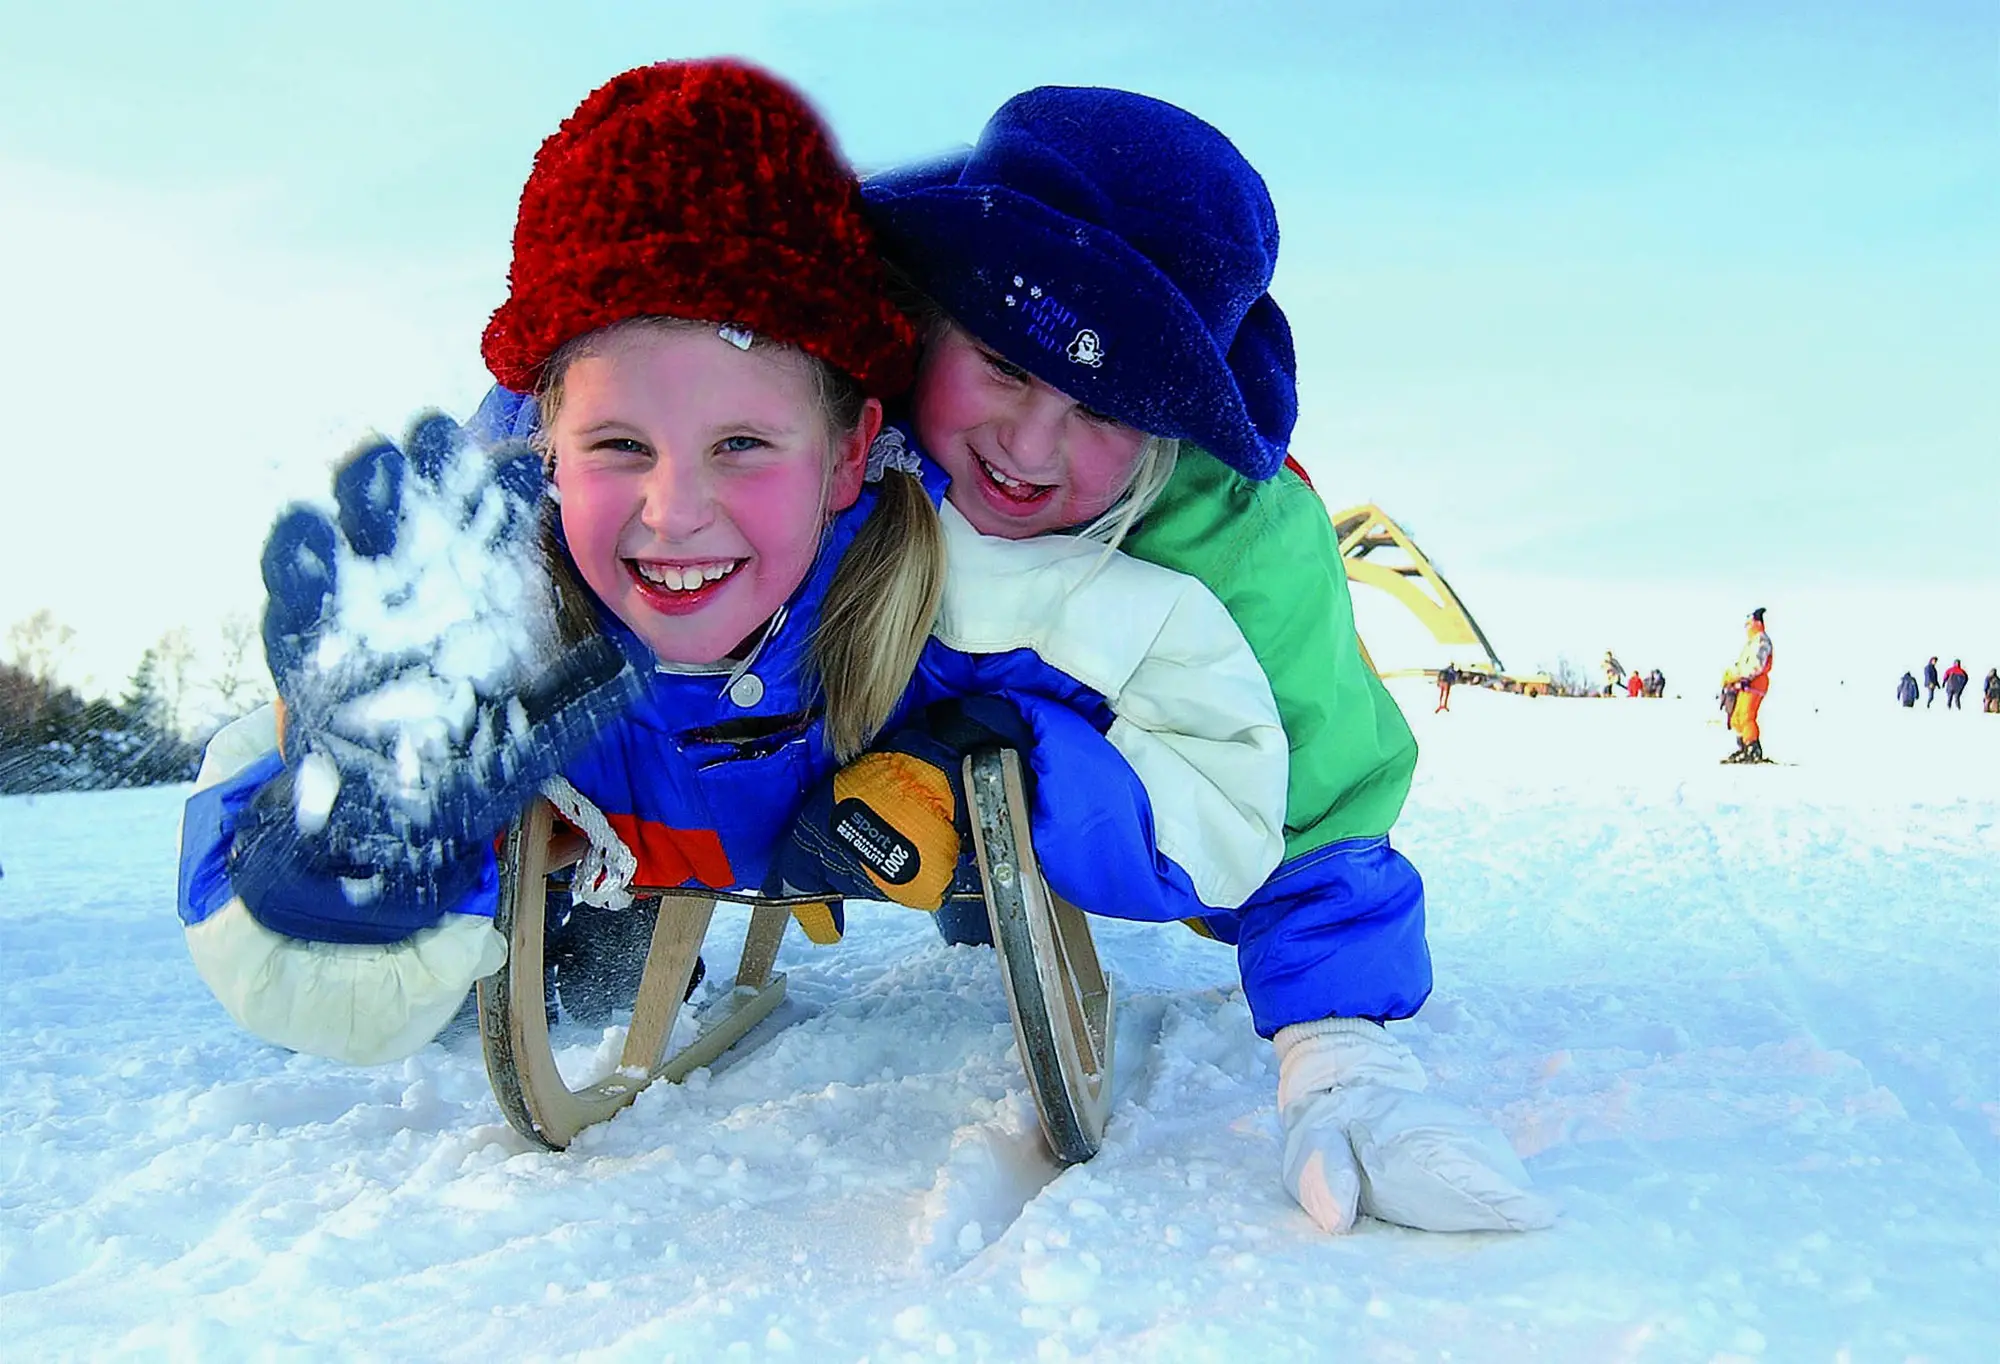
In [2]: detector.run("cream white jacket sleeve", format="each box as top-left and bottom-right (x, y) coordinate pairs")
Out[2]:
(179, 706), (508, 1066)
(934, 504), (1289, 910)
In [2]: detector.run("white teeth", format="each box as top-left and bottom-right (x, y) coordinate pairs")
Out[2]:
(637, 561), (737, 591)
(981, 457), (1030, 489)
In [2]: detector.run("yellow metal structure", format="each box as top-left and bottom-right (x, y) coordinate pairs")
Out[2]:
(1332, 504), (1503, 672)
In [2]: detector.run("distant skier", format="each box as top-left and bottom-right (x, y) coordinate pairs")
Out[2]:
(1435, 662), (1458, 713)
(1603, 651), (1627, 694)
(1721, 608), (1774, 763)
(1923, 657), (1940, 707)
(1626, 671), (1644, 698)
(1896, 672), (1919, 708)
(1942, 660), (1969, 710)
(1984, 668), (2000, 714)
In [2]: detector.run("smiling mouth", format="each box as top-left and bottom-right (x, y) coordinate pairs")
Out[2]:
(976, 454), (1054, 505)
(630, 559), (742, 592)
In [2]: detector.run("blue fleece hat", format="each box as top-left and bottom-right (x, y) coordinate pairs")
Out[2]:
(863, 86), (1297, 481)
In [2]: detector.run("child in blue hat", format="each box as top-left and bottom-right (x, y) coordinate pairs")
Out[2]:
(863, 86), (1552, 1235)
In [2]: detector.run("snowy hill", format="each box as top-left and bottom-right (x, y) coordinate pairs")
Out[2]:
(2, 682), (1996, 1360)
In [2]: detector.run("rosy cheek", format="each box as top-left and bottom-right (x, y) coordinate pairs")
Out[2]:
(556, 497), (591, 556)
(737, 471), (821, 549)
(553, 473), (593, 544)
(555, 473), (628, 582)
(1075, 433), (1144, 505)
(913, 353), (985, 446)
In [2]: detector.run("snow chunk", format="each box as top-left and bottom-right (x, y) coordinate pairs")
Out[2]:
(292, 751), (340, 834)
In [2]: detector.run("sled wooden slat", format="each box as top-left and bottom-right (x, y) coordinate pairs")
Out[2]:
(545, 827), (588, 875)
(729, 904), (791, 1004)
(616, 897), (715, 1075)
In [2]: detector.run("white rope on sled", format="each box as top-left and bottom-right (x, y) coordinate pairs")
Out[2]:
(539, 774), (638, 910)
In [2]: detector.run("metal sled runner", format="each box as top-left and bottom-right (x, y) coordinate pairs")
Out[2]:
(477, 748), (1114, 1162)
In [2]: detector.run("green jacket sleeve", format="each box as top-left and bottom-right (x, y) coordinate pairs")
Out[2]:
(1120, 449), (1418, 857)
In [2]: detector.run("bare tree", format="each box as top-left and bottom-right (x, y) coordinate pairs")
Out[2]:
(209, 612), (270, 718)
(154, 627), (196, 738)
(6, 609), (76, 686)
(1548, 655), (1593, 698)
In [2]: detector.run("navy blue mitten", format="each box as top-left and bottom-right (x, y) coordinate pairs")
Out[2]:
(765, 697), (1035, 913)
(238, 412), (643, 944)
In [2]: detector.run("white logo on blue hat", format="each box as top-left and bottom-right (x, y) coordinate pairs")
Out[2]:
(1001, 274), (1104, 368)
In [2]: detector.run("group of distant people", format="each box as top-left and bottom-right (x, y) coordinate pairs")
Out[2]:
(1897, 658), (1999, 713)
(1430, 663), (1558, 712)
(1601, 653), (1666, 699)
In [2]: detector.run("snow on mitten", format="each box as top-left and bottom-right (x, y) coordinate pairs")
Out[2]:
(1276, 1017), (1557, 1234)
(235, 412), (643, 943)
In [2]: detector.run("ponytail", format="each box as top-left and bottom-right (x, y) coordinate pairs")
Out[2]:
(813, 469), (946, 760)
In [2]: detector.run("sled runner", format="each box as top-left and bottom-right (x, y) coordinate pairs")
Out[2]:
(477, 748), (1115, 1162)
(964, 748), (1114, 1165)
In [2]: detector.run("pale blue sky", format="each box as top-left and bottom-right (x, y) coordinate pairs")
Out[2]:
(3, 1), (1994, 696)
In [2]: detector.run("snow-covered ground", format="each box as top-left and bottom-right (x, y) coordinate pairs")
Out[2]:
(3, 680), (1996, 1361)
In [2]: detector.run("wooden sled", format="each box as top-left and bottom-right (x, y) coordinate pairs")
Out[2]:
(477, 748), (1114, 1162)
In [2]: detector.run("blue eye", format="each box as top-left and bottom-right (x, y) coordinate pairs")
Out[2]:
(719, 435), (767, 454)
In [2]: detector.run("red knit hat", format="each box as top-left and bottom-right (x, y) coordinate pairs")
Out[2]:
(482, 60), (916, 397)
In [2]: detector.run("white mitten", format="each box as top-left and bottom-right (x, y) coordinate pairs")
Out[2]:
(1275, 1017), (1556, 1234)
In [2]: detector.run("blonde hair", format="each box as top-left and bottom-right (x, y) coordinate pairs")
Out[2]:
(532, 316), (945, 760)
(815, 468), (944, 759)
(1070, 434), (1179, 551)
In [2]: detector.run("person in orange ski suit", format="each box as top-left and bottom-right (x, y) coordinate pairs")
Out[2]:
(1721, 608), (1773, 763)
